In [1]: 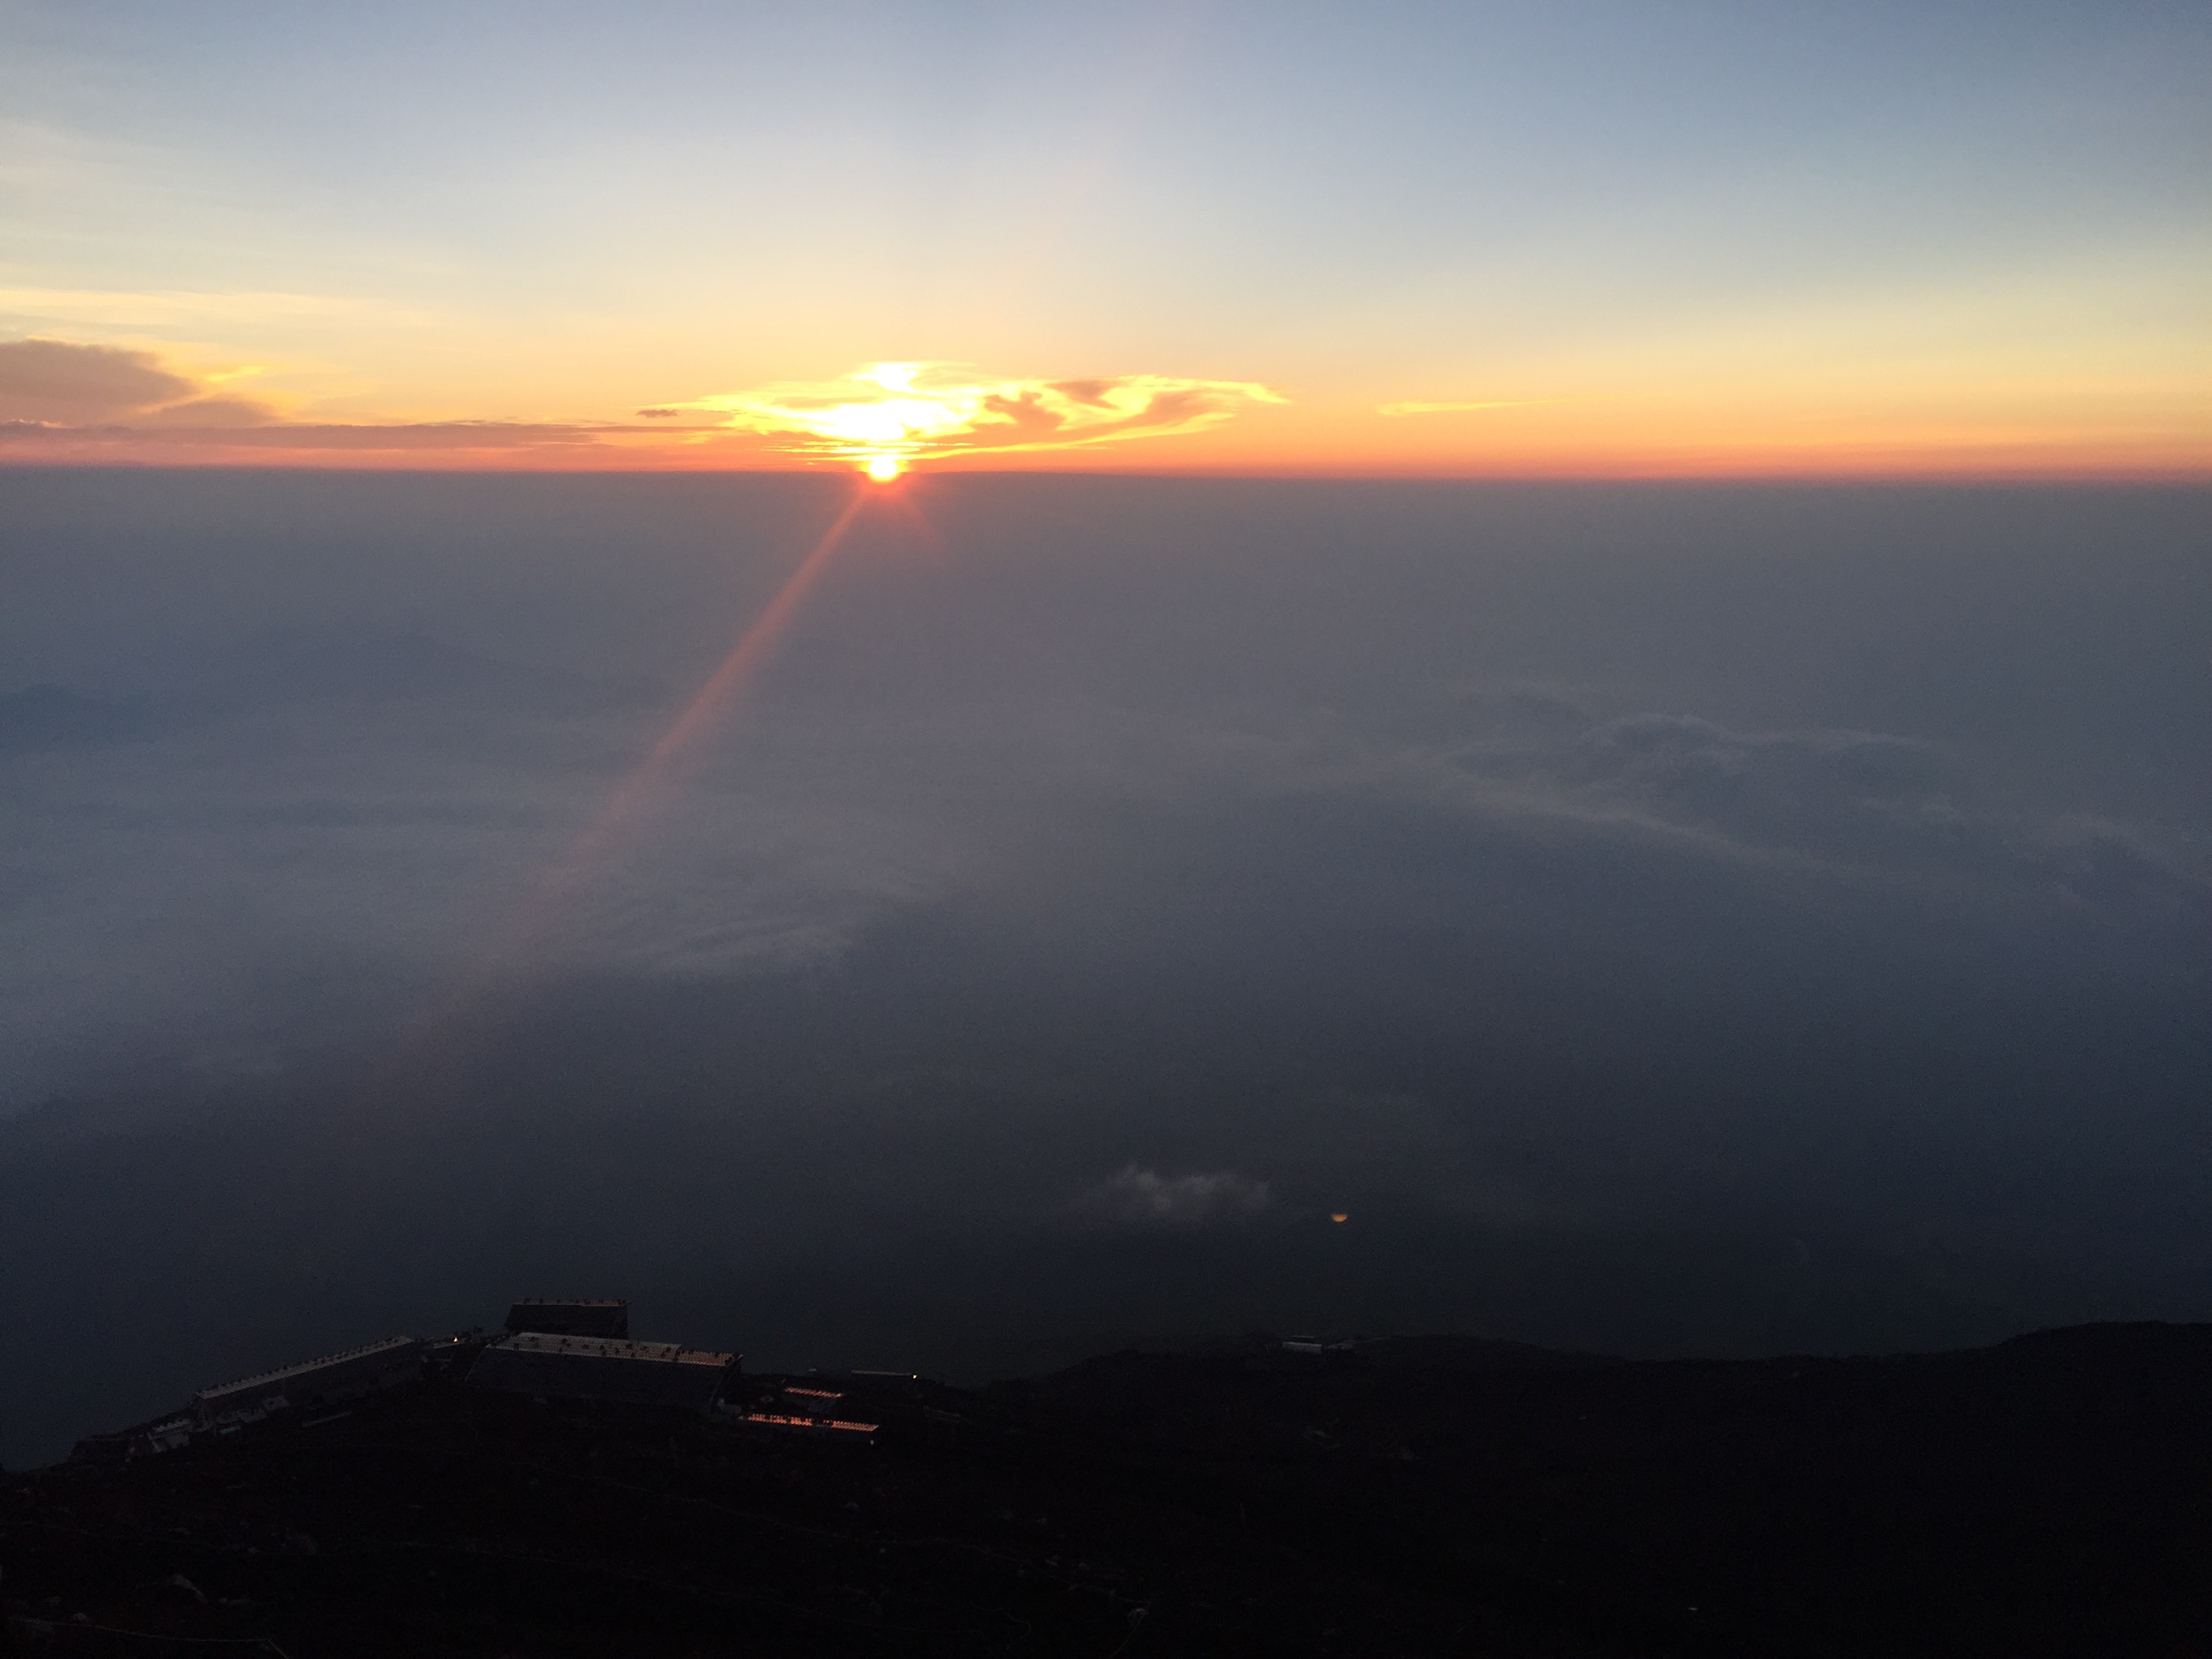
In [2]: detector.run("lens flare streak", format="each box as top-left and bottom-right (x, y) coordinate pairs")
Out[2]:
(453, 487), (876, 994)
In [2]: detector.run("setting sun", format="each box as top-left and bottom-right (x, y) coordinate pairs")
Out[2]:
(864, 455), (903, 483)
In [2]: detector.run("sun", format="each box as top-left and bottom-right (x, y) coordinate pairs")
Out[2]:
(864, 454), (903, 482)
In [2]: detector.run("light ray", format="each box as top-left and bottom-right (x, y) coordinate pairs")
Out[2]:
(435, 485), (876, 1010)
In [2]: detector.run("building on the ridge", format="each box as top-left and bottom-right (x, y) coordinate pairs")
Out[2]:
(467, 1331), (738, 1410)
(192, 1335), (426, 1431)
(70, 1412), (200, 1464)
(724, 1382), (879, 1439)
(504, 1298), (630, 1339)
(70, 1336), (424, 1461)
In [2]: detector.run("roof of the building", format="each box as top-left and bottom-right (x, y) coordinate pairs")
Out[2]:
(195, 1336), (420, 1403)
(510, 1298), (627, 1309)
(489, 1332), (734, 1368)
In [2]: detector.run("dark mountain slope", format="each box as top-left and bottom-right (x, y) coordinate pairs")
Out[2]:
(5, 1323), (2207, 1657)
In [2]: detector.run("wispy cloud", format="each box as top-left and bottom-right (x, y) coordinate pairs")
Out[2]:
(0, 344), (1282, 471)
(661, 362), (1285, 473)
(0, 419), (605, 451)
(0, 337), (637, 457)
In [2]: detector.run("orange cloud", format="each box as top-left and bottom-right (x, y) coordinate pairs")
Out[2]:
(0, 337), (636, 462)
(0, 344), (1288, 474)
(0, 419), (607, 455)
(0, 337), (282, 429)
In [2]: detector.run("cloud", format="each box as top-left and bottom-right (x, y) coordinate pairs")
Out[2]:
(0, 474), (2203, 1465)
(1082, 1165), (1274, 1229)
(0, 337), (199, 422)
(0, 337), (286, 429)
(0, 417), (606, 452)
(138, 396), (283, 429)
(0, 344), (1279, 469)
(662, 361), (1285, 470)
(140, 420), (602, 449)
(1547, 713), (1956, 850)
(1486, 712), (2208, 913)
(0, 336), (608, 455)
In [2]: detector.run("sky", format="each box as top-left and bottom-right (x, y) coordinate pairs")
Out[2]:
(2, 1), (2208, 475)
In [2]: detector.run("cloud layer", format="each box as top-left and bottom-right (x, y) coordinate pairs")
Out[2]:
(0, 472), (2203, 1465)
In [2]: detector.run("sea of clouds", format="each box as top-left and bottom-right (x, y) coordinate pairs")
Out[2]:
(1, 472), (2203, 1466)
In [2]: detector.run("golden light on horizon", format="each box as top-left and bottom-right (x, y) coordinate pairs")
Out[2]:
(1330, 1212), (1349, 1224)
(655, 363), (1285, 472)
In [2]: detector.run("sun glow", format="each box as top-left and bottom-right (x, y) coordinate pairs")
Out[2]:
(657, 362), (1284, 474)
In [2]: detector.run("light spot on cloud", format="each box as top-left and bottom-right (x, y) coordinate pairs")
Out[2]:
(1082, 1164), (1274, 1229)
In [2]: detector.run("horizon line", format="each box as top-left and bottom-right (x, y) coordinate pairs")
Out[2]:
(1, 461), (2205, 487)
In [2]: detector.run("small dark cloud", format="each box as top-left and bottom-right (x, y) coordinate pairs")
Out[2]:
(0, 337), (284, 430)
(0, 337), (198, 422)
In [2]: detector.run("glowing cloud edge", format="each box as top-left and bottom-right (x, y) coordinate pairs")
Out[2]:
(651, 362), (1287, 472)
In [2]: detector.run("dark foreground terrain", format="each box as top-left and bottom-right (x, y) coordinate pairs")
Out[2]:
(5, 1324), (2208, 1657)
